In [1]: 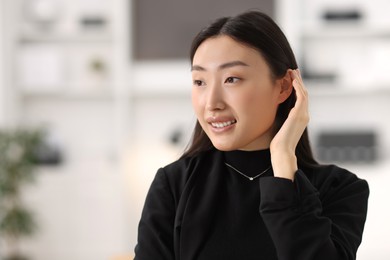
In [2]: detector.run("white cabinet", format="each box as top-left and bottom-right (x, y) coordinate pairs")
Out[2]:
(15, 1), (115, 97)
(1, 0), (131, 259)
(5, 0), (131, 160)
(299, 0), (390, 92)
(297, 5), (390, 258)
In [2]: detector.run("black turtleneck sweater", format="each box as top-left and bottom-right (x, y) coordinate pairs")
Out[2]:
(134, 148), (369, 260)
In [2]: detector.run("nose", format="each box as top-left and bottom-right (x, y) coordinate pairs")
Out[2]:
(206, 82), (225, 111)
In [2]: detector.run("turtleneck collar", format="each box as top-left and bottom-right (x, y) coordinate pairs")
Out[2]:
(223, 149), (272, 178)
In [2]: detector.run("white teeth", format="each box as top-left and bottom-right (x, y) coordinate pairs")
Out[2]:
(211, 120), (236, 128)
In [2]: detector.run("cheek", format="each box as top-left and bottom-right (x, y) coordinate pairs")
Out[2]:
(191, 90), (203, 116)
(244, 90), (279, 119)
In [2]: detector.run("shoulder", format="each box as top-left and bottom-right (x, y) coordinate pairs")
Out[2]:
(157, 148), (221, 194)
(163, 148), (219, 174)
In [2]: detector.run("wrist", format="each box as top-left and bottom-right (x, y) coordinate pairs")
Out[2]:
(270, 151), (298, 181)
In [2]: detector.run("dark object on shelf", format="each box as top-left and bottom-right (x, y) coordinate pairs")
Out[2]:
(169, 127), (183, 146)
(301, 70), (337, 83)
(300, 60), (337, 84)
(80, 16), (107, 28)
(34, 142), (63, 165)
(322, 10), (363, 21)
(316, 131), (377, 163)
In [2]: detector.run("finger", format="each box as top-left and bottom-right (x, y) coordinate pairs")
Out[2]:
(292, 70), (308, 99)
(294, 69), (305, 86)
(288, 69), (304, 100)
(291, 73), (309, 118)
(294, 71), (310, 121)
(296, 70), (308, 95)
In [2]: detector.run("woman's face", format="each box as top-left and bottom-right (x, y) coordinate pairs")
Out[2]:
(191, 35), (285, 151)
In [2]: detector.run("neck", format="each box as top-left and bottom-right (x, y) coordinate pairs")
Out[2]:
(223, 149), (271, 177)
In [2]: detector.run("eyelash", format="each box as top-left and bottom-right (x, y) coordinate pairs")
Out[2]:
(192, 77), (241, 87)
(193, 80), (205, 87)
(225, 77), (241, 84)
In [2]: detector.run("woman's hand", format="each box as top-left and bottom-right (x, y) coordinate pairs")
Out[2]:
(270, 69), (309, 181)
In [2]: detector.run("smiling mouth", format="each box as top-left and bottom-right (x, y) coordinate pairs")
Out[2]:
(210, 119), (237, 128)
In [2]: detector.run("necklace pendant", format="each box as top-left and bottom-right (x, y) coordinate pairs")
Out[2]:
(224, 162), (271, 182)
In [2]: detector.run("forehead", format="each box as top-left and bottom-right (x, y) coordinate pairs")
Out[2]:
(193, 35), (265, 67)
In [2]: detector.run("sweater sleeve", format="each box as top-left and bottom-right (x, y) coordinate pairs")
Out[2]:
(259, 169), (369, 260)
(134, 168), (175, 260)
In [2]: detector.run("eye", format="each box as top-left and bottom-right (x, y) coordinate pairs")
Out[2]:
(193, 80), (205, 87)
(225, 77), (240, 84)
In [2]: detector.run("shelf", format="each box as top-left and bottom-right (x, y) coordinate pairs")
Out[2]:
(302, 24), (390, 39)
(18, 32), (113, 44)
(131, 88), (191, 99)
(21, 89), (116, 101)
(306, 81), (390, 97)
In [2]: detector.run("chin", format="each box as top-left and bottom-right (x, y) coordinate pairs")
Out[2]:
(211, 141), (238, 152)
(211, 138), (271, 151)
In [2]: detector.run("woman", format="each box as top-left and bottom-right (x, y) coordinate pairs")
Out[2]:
(134, 11), (369, 260)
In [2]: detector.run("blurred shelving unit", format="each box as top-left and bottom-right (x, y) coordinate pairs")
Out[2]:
(1, 0), (131, 259)
(298, 3), (390, 259)
(7, 0), (133, 160)
(297, 0), (390, 154)
(299, 0), (390, 95)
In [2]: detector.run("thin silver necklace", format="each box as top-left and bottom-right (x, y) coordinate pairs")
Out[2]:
(224, 162), (272, 181)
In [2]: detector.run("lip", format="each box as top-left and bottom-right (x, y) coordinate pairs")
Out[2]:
(206, 116), (237, 133)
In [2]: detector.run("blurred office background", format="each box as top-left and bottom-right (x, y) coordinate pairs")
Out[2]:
(0, 0), (389, 259)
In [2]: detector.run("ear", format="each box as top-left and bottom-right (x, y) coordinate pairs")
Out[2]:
(277, 69), (293, 104)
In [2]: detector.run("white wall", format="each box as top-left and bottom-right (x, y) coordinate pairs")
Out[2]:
(0, 0), (5, 126)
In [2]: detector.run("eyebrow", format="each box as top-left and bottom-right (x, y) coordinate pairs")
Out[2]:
(191, 60), (249, 71)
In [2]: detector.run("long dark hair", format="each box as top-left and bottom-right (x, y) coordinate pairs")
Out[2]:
(182, 11), (318, 168)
